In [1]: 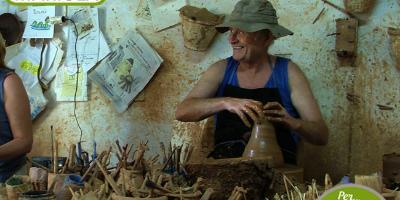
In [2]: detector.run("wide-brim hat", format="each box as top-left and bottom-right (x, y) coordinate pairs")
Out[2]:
(216, 0), (293, 38)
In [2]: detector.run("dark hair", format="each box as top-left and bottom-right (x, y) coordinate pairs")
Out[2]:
(0, 13), (23, 46)
(259, 29), (273, 38)
(0, 41), (5, 68)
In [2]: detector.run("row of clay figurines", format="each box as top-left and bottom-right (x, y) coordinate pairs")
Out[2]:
(242, 116), (284, 167)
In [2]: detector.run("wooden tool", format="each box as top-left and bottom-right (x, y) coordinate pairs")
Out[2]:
(50, 126), (55, 173)
(96, 160), (124, 196)
(160, 142), (166, 164)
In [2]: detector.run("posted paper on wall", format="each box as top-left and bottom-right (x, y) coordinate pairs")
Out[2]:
(7, 40), (59, 89)
(89, 30), (163, 113)
(55, 65), (88, 102)
(23, 6), (55, 38)
(66, 7), (110, 72)
(147, 0), (187, 32)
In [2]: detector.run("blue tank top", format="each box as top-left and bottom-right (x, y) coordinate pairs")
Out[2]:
(0, 68), (26, 182)
(216, 56), (300, 143)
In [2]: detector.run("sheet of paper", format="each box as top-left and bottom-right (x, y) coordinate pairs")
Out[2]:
(41, 39), (64, 86)
(89, 30), (163, 113)
(28, 83), (48, 119)
(147, 0), (187, 32)
(66, 7), (109, 72)
(7, 40), (59, 88)
(98, 31), (111, 61)
(22, 6), (55, 38)
(7, 42), (42, 88)
(55, 65), (88, 101)
(70, 7), (95, 39)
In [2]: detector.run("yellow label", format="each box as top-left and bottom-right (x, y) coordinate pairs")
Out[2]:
(19, 60), (39, 75)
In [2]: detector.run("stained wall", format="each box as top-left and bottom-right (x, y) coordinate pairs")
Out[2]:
(28, 0), (400, 183)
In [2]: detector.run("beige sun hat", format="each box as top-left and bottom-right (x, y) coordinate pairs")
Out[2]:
(216, 0), (293, 38)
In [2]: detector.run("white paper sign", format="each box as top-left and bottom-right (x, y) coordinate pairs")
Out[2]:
(66, 7), (110, 72)
(147, 0), (187, 32)
(23, 6), (55, 39)
(89, 30), (163, 112)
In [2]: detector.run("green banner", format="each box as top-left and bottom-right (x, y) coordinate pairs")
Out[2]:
(320, 184), (384, 200)
(6, 0), (106, 6)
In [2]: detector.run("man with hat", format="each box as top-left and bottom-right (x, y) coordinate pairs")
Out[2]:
(176, 0), (328, 164)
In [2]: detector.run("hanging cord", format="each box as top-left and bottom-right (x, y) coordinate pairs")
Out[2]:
(64, 17), (84, 144)
(37, 40), (48, 91)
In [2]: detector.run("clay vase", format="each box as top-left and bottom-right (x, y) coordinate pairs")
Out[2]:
(242, 117), (284, 167)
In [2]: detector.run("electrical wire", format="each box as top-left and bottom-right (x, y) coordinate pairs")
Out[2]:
(64, 17), (84, 144)
(37, 40), (47, 90)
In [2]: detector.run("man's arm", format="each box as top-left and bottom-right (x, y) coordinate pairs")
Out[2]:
(0, 73), (33, 159)
(175, 60), (227, 122)
(176, 60), (264, 127)
(287, 62), (329, 145)
(264, 62), (329, 145)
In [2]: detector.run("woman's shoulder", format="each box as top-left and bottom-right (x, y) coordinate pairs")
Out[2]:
(0, 67), (15, 81)
(0, 67), (14, 73)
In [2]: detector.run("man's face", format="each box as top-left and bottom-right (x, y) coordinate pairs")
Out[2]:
(228, 28), (271, 62)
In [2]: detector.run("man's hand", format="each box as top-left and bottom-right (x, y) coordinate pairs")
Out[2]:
(263, 102), (301, 130)
(224, 97), (264, 127)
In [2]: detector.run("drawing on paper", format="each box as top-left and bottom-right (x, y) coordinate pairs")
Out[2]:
(71, 8), (95, 38)
(116, 58), (134, 93)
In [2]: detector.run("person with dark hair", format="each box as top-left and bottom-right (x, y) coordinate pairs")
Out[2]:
(175, 0), (328, 164)
(0, 13), (23, 47)
(0, 33), (32, 182)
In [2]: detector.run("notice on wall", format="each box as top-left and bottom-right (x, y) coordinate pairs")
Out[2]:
(54, 65), (88, 102)
(147, 0), (187, 32)
(7, 40), (59, 89)
(65, 7), (110, 72)
(89, 30), (163, 113)
(22, 6), (55, 38)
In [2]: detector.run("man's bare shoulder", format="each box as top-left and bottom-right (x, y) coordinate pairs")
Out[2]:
(287, 60), (307, 78)
(286, 60), (315, 99)
(208, 59), (228, 73)
(201, 59), (228, 81)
